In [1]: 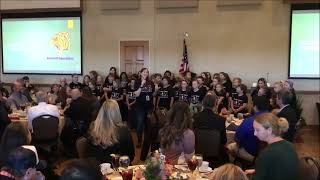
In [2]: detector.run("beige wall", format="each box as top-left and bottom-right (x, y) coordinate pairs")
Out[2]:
(0, 0), (319, 124)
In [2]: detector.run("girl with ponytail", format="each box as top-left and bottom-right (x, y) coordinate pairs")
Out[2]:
(245, 113), (299, 180)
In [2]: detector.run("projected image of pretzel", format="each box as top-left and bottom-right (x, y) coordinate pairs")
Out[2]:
(51, 32), (70, 52)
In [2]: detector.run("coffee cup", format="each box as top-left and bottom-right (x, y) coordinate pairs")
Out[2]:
(100, 163), (111, 175)
(201, 161), (209, 169)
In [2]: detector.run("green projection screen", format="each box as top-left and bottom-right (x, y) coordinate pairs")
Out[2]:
(289, 4), (320, 79)
(1, 12), (82, 74)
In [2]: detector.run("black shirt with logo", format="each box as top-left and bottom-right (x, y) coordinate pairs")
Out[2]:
(157, 86), (173, 110)
(189, 89), (205, 105)
(233, 94), (248, 113)
(111, 87), (123, 101)
(69, 82), (83, 89)
(126, 87), (136, 104)
(177, 89), (190, 103)
(134, 80), (155, 108)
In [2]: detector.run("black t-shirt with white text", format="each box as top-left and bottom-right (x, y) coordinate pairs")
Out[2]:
(189, 89), (204, 105)
(233, 94), (248, 111)
(177, 89), (189, 103)
(157, 86), (173, 110)
(134, 80), (155, 108)
(126, 87), (136, 104)
(111, 88), (123, 102)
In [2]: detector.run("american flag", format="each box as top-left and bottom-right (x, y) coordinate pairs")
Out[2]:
(179, 38), (189, 75)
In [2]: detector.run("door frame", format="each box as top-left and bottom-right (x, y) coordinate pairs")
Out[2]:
(118, 39), (151, 74)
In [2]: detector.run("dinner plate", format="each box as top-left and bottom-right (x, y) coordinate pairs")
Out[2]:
(199, 167), (212, 173)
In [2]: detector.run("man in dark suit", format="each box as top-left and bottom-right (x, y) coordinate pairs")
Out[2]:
(64, 88), (92, 135)
(61, 88), (92, 155)
(276, 89), (298, 142)
(193, 92), (228, 167)
(193, 92), (227, 145)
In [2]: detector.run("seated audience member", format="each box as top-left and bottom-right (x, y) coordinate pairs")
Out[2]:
(193, 93), (228, 164)
(231, 84), (248, 115)
(0, 122), (32, 167)
(209, 163), (248, 180)
(0, 92), (10, 138)
(27, 91), (60, 133)
(159, 102), (195, 164)
(251, 78), (271, 101)
(276, 89), (298, 142)
(76, 99), (134, 163)
(0, 147), (44, 180)
(228, 96), (270, 162)
(6, 80), (29, 110)
(64, 88), (92, 134)
(193, 92), (227, 145)
(60, 159), (102, 180)
(81, 87), (100, 121)
(219, 72), (232, 95)
(69, 74), (82, 89)
(245, 113), (299, 180)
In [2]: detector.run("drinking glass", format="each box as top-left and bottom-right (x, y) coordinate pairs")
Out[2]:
(110, 154), (120, 171)
(187, 156), (198, 174)
(195, 154), (203, 168)
(119, 155), (130, 169)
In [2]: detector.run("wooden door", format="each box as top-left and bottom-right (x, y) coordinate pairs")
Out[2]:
(120, 41), (149, 75)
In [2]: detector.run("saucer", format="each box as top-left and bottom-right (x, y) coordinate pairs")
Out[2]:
(199, 167), (212, 173)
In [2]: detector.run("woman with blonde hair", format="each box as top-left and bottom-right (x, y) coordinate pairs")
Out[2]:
(209, 164), (248, 180)
(245, 113), (299, 180)
(76, 99), (135, 163)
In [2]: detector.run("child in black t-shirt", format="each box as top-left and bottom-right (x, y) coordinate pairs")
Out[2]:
(173, 80), (181, 102)
(111, 79), (123, 103)
(157, 77), (174, 110)
(231, 84), (248, 115)
(111, 79), (127, 122)
(210, 77), (220, 91)
(189, 80), (204, 114)
(197, 76), (208, 93)
(126, 78), (137, 129)
(88, 81), (101, 98)
(229, 77), (242, 107)
(177, 80), (190, 103)
(103, 74), (114, 99)
(95, 75), (104, 95)
(215, 83), (228, 114)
